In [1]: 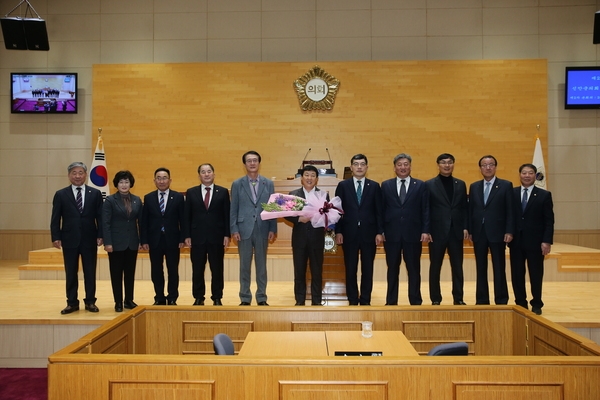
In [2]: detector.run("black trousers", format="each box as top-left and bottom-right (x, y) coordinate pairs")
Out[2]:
(108, 248), (138, 303)
(292, 234), (324, 305)
(473, 230), (508, 305)
(149, 235), (180, 302)
(428, 235), (464, 304)
(190, 242), (224, 301)
(342, 239), (376, 305)
(384, 239), (422, 305)
(510, 243), (545, 309)
(62, 244), (97, 306)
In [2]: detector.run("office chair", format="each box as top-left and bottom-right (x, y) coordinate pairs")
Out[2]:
(213, 333), (235, 355)
(427, 342), (468, 356)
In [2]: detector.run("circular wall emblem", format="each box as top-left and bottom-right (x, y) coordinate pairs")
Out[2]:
(293, 65), (340, 111)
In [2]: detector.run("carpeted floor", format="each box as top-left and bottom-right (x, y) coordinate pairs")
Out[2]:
(0, 368), (47, 400)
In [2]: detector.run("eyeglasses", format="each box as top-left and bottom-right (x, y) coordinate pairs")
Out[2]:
(155, 176), (170, 181)
(480, 163), (496, 169)
(352, 162), (367, 167)
(246, 159), (260, 164)
(438, 161), (454, 165)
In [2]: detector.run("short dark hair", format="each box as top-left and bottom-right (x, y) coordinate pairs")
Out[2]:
(393, 153), (412, 164)
(436, 153), (455, 163)
(112, 170), (135, 188)
(197, 163), (215, 174)
(242, 151), (261, 164)
(519, 163), (537, 173)
(154, 167), (170, 177)
(478, 155), (498, 167)
(350, 153), (368, 164)
(302, 165), (319, 176)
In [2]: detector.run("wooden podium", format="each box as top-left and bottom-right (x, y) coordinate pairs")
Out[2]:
(273, 176), (347, 303)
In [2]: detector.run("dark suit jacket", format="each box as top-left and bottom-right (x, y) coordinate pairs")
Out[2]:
(140, 189), (186, 249)
(102, 193), (142, 251)
(426, 175), (468, 241)
(509, 186), (554, 249)
(184, 184), (231, 244)
(468, 177), (514, 242)
(381, 177), (430, 242)
(334, 178), (383, 242)
(285, 188), (327, 247)
(50, 185), (103, 248)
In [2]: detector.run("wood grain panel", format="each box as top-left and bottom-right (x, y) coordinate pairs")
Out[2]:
(280, 381), (388, 400)
(110, 381), (215, 400)
(455, 383), (563, 400)
(92, 60), (547, 198)
(291, 321), (362, 331)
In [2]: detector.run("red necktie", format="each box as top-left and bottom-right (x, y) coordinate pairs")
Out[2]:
(204, 187), (211, 209)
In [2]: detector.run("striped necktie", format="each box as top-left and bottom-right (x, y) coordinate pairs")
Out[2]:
(76, 187), (83, 213)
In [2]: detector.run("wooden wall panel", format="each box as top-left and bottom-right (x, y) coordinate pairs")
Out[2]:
(92, 60), (547, 197)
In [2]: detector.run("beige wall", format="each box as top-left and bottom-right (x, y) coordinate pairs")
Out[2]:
(0, 0), (598, 257)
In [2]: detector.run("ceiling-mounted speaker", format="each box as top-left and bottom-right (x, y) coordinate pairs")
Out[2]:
(0, 17), (49, 50)
(594, 11), (600, 44)
(1, 18), (27, 49)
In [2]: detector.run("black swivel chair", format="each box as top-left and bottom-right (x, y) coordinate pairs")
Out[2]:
(213, 333), (235, 355)
(427, 342), (469, 356)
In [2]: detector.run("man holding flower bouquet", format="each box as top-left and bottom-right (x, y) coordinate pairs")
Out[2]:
(285, 165), (329, 306)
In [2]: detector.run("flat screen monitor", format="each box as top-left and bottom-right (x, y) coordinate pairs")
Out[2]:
(564, 67), (600, 109)
(11, 73), (77, 113)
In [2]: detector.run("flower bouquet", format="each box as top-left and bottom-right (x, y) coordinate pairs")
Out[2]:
(260, 191), (343, 229)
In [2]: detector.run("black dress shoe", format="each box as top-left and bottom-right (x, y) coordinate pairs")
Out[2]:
(153, 300), (167, 305)
(60, 305), (79, 315)
(123, 300), (137, 309)
(311, 303), (323, 306)
(454, 301), (467, 305)
(193, 299), (204, 306)
(239, 301), (251, 306)
(432, 301), (441, 305)
(85, 303), (99, 312)
(295, 302), (305, 306)
(213, 299), (223, 306)
(532, 307), (542, 315)
(167, 300), (177, 305)
(115, 303), (123, 312)
(349, 302), (359, 306)
(257, 301), (269, 306)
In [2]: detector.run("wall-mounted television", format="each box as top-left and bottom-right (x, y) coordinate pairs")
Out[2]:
(565, 66), (600, 109)
(11, 73), (77, 113)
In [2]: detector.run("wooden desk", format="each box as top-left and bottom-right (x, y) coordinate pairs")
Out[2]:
(238, 331), (328, 357)
(326, 330), (419, 357)
(238, 330), (418, 357)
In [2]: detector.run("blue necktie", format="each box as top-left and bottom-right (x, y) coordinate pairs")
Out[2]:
(356, 180), (362, 204)
(483, 181), (491, 205)
(522, 188), (528, 211)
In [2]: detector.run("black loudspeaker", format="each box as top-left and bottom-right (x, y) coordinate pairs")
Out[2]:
(0, 17), (49, 50)
(594, 12), (600, 44)
(1, 18), (27, 50)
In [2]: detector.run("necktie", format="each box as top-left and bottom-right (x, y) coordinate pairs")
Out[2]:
(251, 180), (258, 202)
(356, 180), (362, 204)
(204, 187), (211, 209)
(522, 188), (528, 211)
(159, 192), (165, 215)
(399, 179), (406, 204)
(483, 181), (491, 205)
(76, 187), (83, 213)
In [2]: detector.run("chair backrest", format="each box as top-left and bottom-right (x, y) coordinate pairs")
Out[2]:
(427, 342), (468, 356)
(213, 333), (235, 355)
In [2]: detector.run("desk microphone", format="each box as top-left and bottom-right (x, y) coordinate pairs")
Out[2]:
(300, 148), (312, 169)
(326, 147), (332, 161)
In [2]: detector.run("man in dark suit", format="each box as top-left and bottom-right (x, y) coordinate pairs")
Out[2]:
(508, 163), (554, 315)
(426, 153), (468, 305)
(335, 154), (384, 305)
(381, 153), (430, 305)
(184, 163), (230, 306)
(50, 162), (103, 314)
(469, 155), (514, 305)
(231, 151), (276, 306)
(285, 165), (327, 306)
(140, 167), (185, 306)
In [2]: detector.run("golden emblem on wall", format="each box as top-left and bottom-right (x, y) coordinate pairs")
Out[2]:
(293, 65), (340, 111)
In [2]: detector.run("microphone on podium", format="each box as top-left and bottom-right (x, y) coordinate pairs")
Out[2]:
(300, 148), (312, 169)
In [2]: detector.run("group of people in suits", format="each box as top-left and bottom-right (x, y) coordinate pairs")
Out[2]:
(50, 149), (553, 315)
(334, 153), (554, 315)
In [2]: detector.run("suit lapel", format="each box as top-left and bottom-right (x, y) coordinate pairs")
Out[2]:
(434, 178), (450, 204)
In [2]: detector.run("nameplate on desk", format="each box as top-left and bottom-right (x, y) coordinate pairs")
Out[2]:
(334, 351), (383, 357)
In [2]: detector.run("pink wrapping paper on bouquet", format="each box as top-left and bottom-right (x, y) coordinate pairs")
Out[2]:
(303, 191), (343, 229)
(260, 193), (308, 220)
